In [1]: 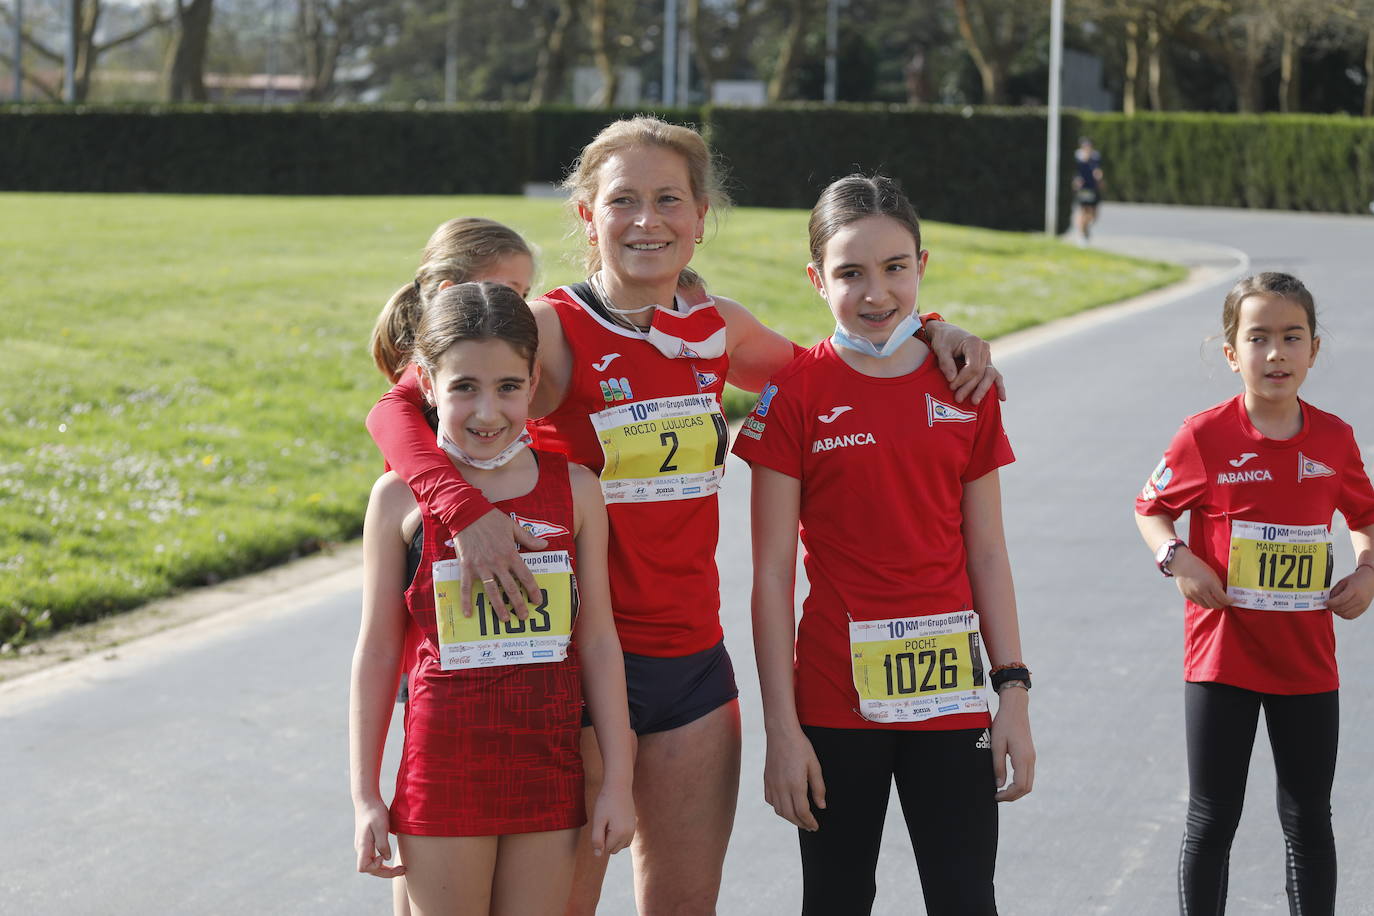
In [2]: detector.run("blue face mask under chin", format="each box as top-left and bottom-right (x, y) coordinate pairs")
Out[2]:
(831, 310), (923, 359)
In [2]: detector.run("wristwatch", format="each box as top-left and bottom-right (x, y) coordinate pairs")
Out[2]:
(1155, 538), (1185, 577)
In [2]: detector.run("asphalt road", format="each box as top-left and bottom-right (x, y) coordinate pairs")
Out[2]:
(4, 203), (1374, 915)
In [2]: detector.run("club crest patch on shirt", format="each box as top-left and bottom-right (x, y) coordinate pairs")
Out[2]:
(510, 514), (570, 540)
(926, 394), (975, 426)
(1299, 452), (1335, 481)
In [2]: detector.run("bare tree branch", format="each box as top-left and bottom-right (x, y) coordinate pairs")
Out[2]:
(0, 49), (63, 100)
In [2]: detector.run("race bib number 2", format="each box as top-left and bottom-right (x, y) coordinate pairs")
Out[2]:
(592, 393), (728, 504)
(850, 611), (989, 724)
(1227, 520), (1334, 610)
(432, 550), (576, 670)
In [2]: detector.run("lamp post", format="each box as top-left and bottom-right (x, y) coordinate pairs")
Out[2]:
(64, 0), (76, 102)
(824, 0), (839, 103)
(1044, 0), (1065, 235)
(662, 0), (677, 105)
(11, 0), (22, 101)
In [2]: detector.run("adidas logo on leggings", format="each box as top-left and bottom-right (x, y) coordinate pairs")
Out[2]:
(975, 730), (991, 750)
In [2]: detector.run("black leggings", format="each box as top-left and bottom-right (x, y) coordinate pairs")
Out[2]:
(798, 725), (998, 916)
(1180, 682), (1339, 915)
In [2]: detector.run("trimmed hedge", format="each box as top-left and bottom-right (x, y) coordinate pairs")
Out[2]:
(705, 104), (1080, 233)
(1079, 112), (1374, 213)
(0, 105), (532, 195)
(528, 105), (703, 184)
(1, 102), (1078, 230)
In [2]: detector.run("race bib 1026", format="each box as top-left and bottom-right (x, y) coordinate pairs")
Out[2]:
(591, 393), (728, 504)
(432, 550), (576, 670)
(849, 610), (989, 724)
(1227, 520), (1334, 611)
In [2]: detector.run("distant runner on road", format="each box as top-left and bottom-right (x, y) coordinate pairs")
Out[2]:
(1073, 136), (1105, 246)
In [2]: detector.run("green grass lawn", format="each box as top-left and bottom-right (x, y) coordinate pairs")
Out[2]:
(0, 193), (1182, 644)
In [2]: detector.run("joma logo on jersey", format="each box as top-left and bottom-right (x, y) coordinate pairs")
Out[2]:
(1216, 469), (1274, 485)
(812, 432), (877, 453)
(818, 405), (852, 423)
(599, 377), (633, 402)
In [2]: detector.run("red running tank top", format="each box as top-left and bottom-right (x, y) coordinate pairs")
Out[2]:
(529, 284), (731, 657)
(390, 450), (586, 837)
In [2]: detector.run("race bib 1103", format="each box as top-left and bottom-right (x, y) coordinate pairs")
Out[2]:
(433, 550), (576, 670)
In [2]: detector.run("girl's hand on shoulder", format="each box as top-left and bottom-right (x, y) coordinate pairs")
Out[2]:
(763, 726), (826, 831)
(1170, 549), (1229, 609)
(1327, 566), (1374, 620)
(990, 688), (1035, 802)
(925, 321), (1006, 405)
(354, 798), (405, 879)
(589, 783), (636, 856)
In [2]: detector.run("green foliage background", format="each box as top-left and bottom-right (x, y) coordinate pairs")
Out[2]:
(1081, 113), (1374, 213)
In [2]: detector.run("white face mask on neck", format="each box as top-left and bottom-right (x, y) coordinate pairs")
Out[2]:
(830, 310), (923, 359)
(437, 428), (532, 470)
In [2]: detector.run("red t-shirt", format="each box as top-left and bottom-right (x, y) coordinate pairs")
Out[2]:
(528, 285), (732, 657)
(1136, 395), (1374, 694)
(732, 339), (1014, 730)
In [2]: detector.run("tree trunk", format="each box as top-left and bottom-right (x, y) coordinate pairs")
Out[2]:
(588, 0), (617, 106)
(299, 0), (351, 101)
(767, 0), (806, 102)
(1278, 27), (1301, 113)
(953, 0), (1008, 105)
(1145, 17), (1166, 110)
(687, 0), (714, 101)
(1123, 18), (1141, 115)
(529, 0), (579, 104)
(165, 0), (214, 102)
(1364, 26), (1373, 118)
(74, 0), (99, 102)
(1229, 52), (1261, 113)
(720, 0), (753, 80)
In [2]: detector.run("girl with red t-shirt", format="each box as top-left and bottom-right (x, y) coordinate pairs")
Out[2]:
(734, 175), (1035, 916)
(350, 282), (635, 916)
(1135, 272), (1374, 915)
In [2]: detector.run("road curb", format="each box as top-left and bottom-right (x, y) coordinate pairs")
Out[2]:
(0, 543), (363, 696)
(993, 237), (1249, 361)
